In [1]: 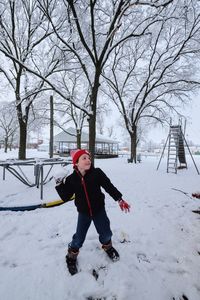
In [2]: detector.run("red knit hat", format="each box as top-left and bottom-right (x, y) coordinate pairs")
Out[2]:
(70, 149), (90, 165)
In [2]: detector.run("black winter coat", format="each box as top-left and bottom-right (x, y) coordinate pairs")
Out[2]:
(55, 166), (122, 216)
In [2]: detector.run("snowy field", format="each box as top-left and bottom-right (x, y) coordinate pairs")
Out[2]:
(0, 149), (200, 300)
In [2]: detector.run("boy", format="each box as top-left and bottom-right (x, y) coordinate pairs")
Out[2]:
(55, 149), (130, 275)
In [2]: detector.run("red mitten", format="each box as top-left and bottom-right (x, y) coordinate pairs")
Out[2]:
(118, 199), (130, 213)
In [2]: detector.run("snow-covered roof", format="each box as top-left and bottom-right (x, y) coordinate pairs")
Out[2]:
(54, 127), (118, 144)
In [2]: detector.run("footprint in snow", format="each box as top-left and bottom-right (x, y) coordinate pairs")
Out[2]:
(137, 253), (150, 263)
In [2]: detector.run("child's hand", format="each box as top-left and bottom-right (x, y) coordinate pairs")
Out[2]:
(54, 176), (64, 186)
(118, 199), (130, 213)
(53, 167), (69, 185)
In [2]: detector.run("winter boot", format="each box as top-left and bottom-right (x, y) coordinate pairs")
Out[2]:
(66, 248), (79, 275)
(102, 241), (120, 262)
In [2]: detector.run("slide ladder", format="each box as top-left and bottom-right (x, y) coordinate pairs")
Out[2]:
(157, 121), (199, 174)
(167, 126), (187, 174)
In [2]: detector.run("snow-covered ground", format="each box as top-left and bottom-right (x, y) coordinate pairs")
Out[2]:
(0, 149), (200, 300)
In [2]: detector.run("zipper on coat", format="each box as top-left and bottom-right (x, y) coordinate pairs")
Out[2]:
(81, 177), (93, 217)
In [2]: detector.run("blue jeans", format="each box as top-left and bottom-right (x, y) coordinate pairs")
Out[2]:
(69, 208), (112, 250)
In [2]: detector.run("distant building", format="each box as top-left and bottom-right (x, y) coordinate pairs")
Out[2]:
(54, 127), (119, 158)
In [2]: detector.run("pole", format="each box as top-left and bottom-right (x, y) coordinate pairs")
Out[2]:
(49, 95), (54, 158)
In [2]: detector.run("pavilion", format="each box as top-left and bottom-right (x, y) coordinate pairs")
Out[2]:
(54, 127), (119, 158)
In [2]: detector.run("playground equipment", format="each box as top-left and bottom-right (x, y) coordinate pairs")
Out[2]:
(0, 157), (71, 199)
(157, 119), (199, 175)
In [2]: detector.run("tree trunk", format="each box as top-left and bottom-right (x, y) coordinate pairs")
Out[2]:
(130, 125), (137, 163)
(18, 118), (27, 159)
(9, 134), (14, 151)
(16, 70), (28, 160)
(4, 137), (8, 153)
(88, 71), (101, 164)
(88, 114), (96, 164)
(76, 129), (81, 148)
(49, 95), (54, 158)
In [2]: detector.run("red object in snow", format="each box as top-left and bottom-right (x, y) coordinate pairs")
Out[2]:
(118, 199), (131, 213)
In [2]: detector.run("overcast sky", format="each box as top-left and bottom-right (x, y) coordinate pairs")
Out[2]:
(146, 92), (200, 145)
(184, 94), (200, 144)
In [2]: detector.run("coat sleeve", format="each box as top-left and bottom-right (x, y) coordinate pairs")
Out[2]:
(97, 168), (122, 201)
(55, 176), (74, 202)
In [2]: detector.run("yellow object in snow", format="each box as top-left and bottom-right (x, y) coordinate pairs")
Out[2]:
(44, 194), (75, 207)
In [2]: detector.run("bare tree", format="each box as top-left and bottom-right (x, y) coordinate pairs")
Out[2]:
(103, 1), (200, 162)
(0, 0), (176, 161)
(0, 0), (56, 159)
(39, 70), (90, 148)
(0, 101), (18, 152)
(96, 100), (112, 136)
(108, 127), (114, 138)
(96, 113), (105, 135)
(35, 0), (175, 162)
